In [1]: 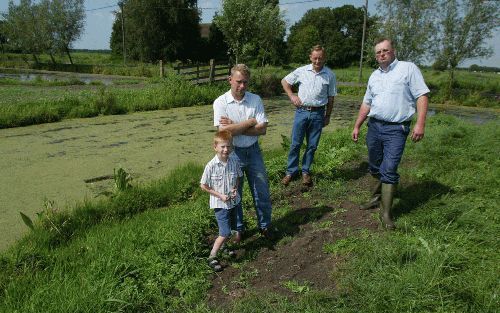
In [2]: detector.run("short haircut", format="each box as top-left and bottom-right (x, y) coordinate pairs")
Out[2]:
(214, 130), (233, 145)
(310, 45), (326, 55)
(374, 37), (395, 49)
(230, 64), (250, 78)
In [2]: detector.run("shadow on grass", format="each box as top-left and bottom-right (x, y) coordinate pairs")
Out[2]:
(394, 180), (452, 219)
(321, 161), (369, 181)
(236, 204), (332, 259)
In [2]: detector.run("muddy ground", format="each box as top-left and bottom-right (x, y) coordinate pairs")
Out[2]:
(206, 164), (381, 309)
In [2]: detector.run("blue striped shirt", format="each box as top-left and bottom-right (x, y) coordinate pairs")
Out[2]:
(284, 64), (337, 107)
(200, 154), (243, 209)
(363, 59), (430, 123)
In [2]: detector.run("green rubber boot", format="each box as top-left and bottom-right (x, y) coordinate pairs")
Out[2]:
(360, 180), (382, 210)
(380, 183), (396, 230)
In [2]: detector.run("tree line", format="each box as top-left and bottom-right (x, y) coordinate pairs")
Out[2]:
(1, 0), (84, 64)
(1, 0), (498, 78)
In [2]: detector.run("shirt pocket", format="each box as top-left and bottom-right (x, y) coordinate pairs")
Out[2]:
(389, 77), (408, 94)
(210, 174), (223, 188)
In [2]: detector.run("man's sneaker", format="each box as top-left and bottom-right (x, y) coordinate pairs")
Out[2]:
(302, 173), (313, 187)
(232, 231), (242, 244)
(259, 228), (273, 240)
(281, 174), (293, 186)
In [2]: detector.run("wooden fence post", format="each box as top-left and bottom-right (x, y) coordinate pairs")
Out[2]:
(197, 62), (200, 84)
(209, 59), (216, 83)
(159, 60), (164, 78)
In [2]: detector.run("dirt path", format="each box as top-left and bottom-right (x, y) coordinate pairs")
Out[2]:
(207, 169), (379, 308)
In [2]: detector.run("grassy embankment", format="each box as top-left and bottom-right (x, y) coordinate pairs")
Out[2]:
(1, 51), (499, 129)
(0, 115), (498, 312)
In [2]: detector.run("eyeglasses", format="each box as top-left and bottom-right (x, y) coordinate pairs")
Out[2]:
(375, 49), (393, 55)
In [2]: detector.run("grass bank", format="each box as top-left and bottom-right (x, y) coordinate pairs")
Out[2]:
(0, 115), (498, 312)
(0, 74), (226, 128)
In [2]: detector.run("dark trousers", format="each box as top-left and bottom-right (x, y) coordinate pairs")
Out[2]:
(366, 118), (410, 184)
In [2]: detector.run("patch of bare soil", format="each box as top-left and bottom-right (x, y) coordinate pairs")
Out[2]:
(207, 171), (379, 309)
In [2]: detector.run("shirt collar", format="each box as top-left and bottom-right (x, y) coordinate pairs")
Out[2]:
(214, 154), (228, 165)
(378, 58), (399, 73)
(306, 64), (326, 74)
(226, 90), (247, 104)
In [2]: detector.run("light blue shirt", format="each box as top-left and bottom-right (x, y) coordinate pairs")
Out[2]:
(213, 90), (269, 148)
(284, 64), (337, 107)
(363, 59), (430, 123)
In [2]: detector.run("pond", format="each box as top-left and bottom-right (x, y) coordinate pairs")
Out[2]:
(0, 95), (497, 250)
(0, 70), (143, 85)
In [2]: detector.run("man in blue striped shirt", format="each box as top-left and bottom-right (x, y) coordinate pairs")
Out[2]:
(281, 45), (337, 187)
(352, 38), (429, 230)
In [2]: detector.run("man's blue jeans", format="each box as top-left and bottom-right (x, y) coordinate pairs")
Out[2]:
(286, 107), (325, 176)
(366, 118), (411, 184)
(233, 142), (272, 231)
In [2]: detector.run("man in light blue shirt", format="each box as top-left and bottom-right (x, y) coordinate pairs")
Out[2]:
(281, 45), (337, 187)
(352, 38), (429, 230)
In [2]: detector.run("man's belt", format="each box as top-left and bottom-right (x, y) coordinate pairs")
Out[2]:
(300, 105), (325, 111)
(371, 117), (411, 126)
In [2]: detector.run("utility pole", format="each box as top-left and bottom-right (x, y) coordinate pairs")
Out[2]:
(119, 1), (126, 65)
(358, 0), (368, 83)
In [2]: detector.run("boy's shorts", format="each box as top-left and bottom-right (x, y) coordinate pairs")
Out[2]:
(214, 207), (236, 238)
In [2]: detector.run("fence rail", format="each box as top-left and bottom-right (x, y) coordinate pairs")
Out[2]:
(172, 59), (231, 84)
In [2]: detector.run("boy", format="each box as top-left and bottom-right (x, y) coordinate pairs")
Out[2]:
(200, 130), (243, 271)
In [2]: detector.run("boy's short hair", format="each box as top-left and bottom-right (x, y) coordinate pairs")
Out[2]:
(214, 130), (233, 145)
(230, 64), (250, 78)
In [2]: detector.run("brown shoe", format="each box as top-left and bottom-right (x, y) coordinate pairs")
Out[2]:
(302, 173), (313, 187)
(281, 174), (293, 186)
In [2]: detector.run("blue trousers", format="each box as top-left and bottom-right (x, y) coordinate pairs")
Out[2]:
(233, 142), (272, 231)
(366, 118), (410, 184)
(286, 107), (325, 176)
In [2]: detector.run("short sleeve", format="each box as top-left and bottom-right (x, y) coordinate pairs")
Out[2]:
(408, 64), (430, 99)
(284, 68), (300, 85)
(329, 72), (337, 97)
(362, 76), (374, 105)
(213, 95), (225, 127)
(253, 95), (268, 124)
(200, 164), (211, 186)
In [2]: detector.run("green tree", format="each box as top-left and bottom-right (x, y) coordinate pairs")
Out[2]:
(376, 0), (436, 64)
(214, 0), (285, 65)
(2, 0), (84, 64)
(205, 18), (229, 61)
(3, 0), (47, 63)
(287, 5), (374, 68)
(0, 20), (7, 53)
(110, 0), (201, 62)
(433, 0), (499, 98)
(46, 0), (85, 64)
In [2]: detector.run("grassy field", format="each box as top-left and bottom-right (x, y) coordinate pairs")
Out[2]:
(0, 114), (498, 312)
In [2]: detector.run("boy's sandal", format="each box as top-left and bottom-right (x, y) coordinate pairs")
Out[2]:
(208, 258), (222, 272)
(221, 247), (237, 258)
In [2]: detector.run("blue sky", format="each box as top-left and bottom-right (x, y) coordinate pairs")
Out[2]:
(1, 0), (499, 67)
